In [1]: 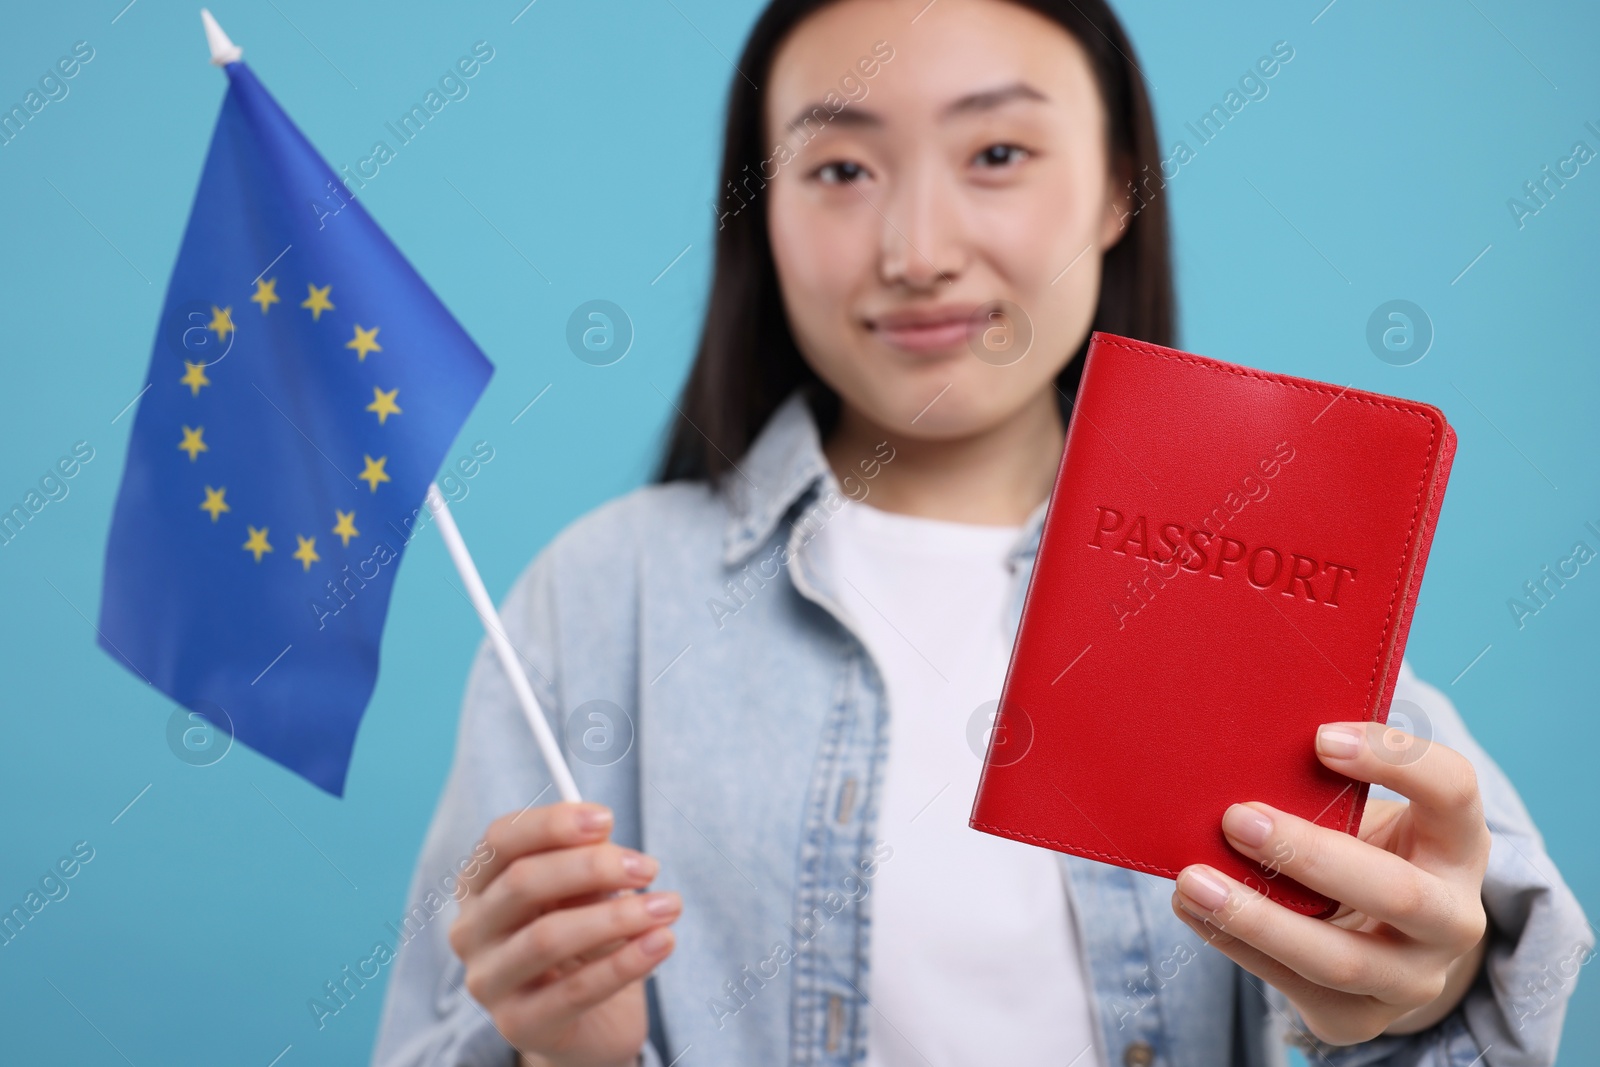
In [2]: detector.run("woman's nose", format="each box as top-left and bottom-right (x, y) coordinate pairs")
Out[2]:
(877, 163), (967, 289)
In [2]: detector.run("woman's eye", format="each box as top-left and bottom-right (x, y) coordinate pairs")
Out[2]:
(974, 143), (1029, 169)
(815, 160), (867, 185)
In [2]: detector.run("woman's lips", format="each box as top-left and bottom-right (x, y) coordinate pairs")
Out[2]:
(871, 317), (973, 353)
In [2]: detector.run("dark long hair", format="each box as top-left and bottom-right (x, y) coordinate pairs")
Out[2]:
(655, 0), (1175, 485)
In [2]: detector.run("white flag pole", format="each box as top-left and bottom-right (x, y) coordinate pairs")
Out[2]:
(200, 9), (243, 65)
(425, 485), (583, 803)
(198, 11), (582, 805)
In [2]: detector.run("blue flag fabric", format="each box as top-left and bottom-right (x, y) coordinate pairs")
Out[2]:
(98, 61), (493, 796)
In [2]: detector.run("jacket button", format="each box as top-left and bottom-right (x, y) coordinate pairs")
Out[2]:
(1123, 1040), (1155, 1067)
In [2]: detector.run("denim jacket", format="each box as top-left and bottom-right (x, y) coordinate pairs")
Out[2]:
(372, 390), (1592, 1067)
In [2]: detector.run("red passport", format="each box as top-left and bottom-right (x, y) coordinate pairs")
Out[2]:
(969, 331), (1456, 919)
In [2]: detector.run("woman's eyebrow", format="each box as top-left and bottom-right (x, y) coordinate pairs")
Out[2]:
(782, 80), (1049, 136)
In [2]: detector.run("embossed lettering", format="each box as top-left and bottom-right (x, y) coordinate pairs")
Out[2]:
(1089, 505), (1354, 607)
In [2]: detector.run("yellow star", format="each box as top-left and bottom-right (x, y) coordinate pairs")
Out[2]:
(345, 324), (382, 361)
(178, 425), (208, 461)
(301, 283), (335, 321)
(242, 525), (273, 562)
(358, 454), (390, 492)
(207, 305), (234, 341)
(180, 361), (210, 396)
(366, 386), (402, 424)
(200, 486), (230, 522)
(292, 535), (321, 572)
(251, 276), (280, 313)
(332, 509), (359, 547)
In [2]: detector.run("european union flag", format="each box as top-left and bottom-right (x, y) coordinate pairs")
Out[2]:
(98, 60), (493, 795)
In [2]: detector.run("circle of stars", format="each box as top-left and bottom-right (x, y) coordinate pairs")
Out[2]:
(175, 275), (403, 572)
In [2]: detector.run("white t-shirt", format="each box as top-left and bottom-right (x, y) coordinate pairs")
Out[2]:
(808, 496), (1102, 1067)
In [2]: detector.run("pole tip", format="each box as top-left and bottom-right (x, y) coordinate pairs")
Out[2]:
(200, 9), (243, 66)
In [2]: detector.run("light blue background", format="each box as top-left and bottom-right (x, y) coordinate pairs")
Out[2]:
(1, 1), (1594, 1063)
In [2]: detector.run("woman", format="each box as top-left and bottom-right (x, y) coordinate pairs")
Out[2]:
(372, 1), (1592, 1064)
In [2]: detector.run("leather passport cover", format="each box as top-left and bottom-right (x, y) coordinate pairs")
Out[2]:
(969, 331), (1456, 919)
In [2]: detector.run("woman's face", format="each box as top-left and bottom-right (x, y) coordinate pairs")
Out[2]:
(765, 0), (1130, 440)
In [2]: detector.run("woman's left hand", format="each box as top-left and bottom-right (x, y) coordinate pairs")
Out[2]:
(1170, 720), (1493, 1047)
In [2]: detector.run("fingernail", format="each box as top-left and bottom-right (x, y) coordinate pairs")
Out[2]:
(578, 806), (613, 833)
(622, 852), (659, 880)
(1222, 804), (1273, 848)
(1317, 724), (1362, 759)
(1178, 867), (1230, 912)
(639, 927), (673, 956)
(642, 891), (679, 917)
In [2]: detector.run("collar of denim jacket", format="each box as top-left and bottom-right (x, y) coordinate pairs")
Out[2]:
(720, 389), (829, 567)
(721, 388), (1049, 570)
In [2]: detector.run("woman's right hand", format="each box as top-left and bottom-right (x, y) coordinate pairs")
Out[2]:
(449, 801), (680, 1067)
